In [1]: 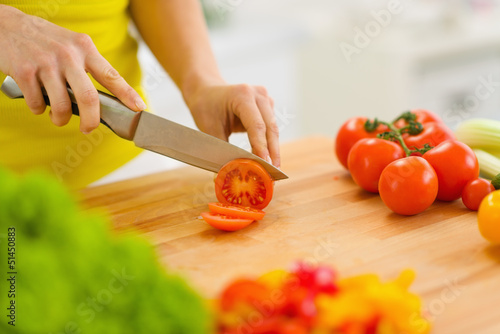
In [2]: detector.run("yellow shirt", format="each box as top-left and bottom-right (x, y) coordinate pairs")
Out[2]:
(0, 0), (144, 189)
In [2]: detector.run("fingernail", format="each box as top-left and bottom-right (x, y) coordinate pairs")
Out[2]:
(135, 98), (147, 111)
(266, 156), (273, 165)
(82, 130), (92, 135)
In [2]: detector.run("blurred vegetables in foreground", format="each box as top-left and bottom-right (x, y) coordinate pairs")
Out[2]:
(0, 167), (212, 334)
(215, 262), (431, 334)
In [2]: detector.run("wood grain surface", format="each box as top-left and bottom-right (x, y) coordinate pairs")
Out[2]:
(80, 136), (500, 334)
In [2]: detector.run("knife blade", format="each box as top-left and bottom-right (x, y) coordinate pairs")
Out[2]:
(1, 76), (288, 180)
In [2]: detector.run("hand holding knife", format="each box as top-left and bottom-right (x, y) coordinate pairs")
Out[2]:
(1, 76), (288, 180)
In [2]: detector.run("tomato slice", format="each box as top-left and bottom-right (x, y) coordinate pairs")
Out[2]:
(208, 202), (266, 220)
(201, 212), (253, 232)
(215, 159), (274, 210)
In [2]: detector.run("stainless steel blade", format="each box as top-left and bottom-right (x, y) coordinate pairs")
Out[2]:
(133, 112), (288, 180)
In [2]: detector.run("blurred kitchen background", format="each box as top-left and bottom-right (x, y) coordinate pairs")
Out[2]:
(93, 0), (500, 185)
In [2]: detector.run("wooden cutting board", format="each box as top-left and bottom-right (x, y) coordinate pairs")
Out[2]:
(80, 136), (500, 334)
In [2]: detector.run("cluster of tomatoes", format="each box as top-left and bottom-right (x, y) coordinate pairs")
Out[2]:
(335, 110), (494, 215)
(201, 159), (274, 231)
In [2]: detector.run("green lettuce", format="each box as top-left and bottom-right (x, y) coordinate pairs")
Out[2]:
(0, 168), (213, 334)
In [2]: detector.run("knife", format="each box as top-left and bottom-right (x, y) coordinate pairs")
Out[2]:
(1, 76), (287, 180)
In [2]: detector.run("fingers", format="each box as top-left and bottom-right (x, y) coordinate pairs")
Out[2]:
(13, 67), (46, 115)
(255, 91), (281, 168)
(86, 54), (147, 111)
(66, 68), (100, 134)
(41, 73), (72, 126)
(1, 15), (140, 134)
(233, 85), (280, 168)
(235, 99), (272, 163)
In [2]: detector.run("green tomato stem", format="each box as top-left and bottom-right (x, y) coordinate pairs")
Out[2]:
(365, 111), (434, 157)
(377, 121), (414, 156)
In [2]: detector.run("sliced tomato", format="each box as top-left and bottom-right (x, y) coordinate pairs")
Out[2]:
(215, 159), (274, 210)
(208, 202), (266, 220)
(201, 212), (253, 232)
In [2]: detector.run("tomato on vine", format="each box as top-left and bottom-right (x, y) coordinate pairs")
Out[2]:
(335, 117), (388, 169)
(422, 140), (479, 201)
(403, 122), (456, 155)
(347, 138), (405, 193)
(393, 109), (443, 128)
(378, 156), (438, 215)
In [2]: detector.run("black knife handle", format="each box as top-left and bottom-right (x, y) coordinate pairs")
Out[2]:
(42, 93), (114, 130)
(42, 94), (79, 116)
(2, 76), (143, 140)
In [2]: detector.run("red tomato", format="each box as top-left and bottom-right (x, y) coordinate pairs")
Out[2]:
(347, 138), (405, 193)
(402, 122), (455, 154)
(208, 202), (266, 220)
(423, 140), (479, 201)
(461, 178), (495, 211)
(201, 212), (253, 232)
(379, 156), (438, 215)
(219, 279), (271, 311)
(394, 109), (444, 128)
(335, 117), (389, 169)
(221, 317), (309, 334)
(215, 159), (274, 210)
(413, 109), (444, 123)
(251, 318), (309, 334)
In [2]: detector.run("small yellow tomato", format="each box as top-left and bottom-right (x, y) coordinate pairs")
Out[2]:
(478, 190), (500, 243)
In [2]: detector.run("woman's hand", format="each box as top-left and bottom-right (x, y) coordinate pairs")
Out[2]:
(185, 81), (280, 168)
(0, 5), (147, 134)
(129, 0), (281, 168)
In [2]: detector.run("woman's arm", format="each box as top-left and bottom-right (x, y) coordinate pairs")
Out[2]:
(0, 4), (146, 134)
(129, 0), (280, 167)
